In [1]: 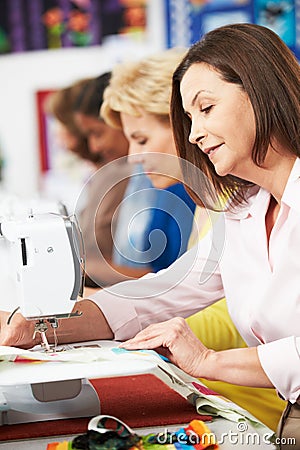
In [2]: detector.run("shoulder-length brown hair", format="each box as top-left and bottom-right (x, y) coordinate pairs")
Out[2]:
(171, 23), (300, 210)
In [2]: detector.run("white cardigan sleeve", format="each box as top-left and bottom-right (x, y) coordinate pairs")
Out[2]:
(89, 234), (225, 341)
(257, 336), (300, 403)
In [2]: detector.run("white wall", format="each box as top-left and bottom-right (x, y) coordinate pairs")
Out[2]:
(0, 0), (166, 198)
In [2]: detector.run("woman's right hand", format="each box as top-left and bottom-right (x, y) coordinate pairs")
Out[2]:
(0, 299), (114, 349)
(0, 311), (37, 349)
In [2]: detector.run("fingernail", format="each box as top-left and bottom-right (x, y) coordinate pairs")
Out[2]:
(118, 343), (128, 348)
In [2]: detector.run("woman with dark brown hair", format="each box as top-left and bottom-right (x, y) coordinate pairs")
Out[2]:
(121, 24), (300, 446)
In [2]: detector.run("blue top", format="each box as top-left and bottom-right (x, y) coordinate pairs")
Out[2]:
(113, 165), (196, 272)
(144, 182), (196, 272)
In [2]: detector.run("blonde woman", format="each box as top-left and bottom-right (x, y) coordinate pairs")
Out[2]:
(101, 49), (196, 273)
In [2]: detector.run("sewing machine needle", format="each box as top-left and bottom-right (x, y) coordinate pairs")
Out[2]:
(40, 331), (51, 352)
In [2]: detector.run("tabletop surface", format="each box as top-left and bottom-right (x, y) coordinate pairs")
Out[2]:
(0, 341), (277, 449)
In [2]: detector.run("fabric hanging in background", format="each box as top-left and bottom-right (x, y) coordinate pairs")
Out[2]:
(0, 0), (147, 55)
(165, 0), (299, 60)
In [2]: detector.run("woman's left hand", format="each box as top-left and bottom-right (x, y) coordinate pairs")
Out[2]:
(119, 317), (213, 378)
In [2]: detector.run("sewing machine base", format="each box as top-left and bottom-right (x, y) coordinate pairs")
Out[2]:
(0, 379), (100, 425)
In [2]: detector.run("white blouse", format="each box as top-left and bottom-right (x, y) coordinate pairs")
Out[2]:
(90, 158), (300, 403)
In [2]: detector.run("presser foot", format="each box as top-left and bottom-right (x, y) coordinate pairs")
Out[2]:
(32, 312), (82, 352)
(33, 320), (52, 352)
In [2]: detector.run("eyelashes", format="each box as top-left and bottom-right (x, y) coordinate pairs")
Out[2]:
(200, 105), (213, 114)
(183, 104), (213, 120)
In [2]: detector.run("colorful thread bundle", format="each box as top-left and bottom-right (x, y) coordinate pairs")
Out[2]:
(47, 419), (219, 449)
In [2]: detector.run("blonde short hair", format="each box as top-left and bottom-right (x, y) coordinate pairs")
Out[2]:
(101, 48), (187, 129)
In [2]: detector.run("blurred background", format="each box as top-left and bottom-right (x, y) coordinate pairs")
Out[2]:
(0, 0), (298, 207)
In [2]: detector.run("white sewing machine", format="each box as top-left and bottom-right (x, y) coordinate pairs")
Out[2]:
(0, 212), (84, 325)
(0, 213), (170, 426)
(0, 212), (103, 424)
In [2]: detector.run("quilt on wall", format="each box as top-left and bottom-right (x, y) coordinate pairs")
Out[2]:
(0, 0), (147, 54)
(165, 0), (300, 59)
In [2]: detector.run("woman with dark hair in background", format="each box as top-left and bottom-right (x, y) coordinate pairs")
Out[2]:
(46, 78), (100, 166)
(47, 74), (131, 287)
